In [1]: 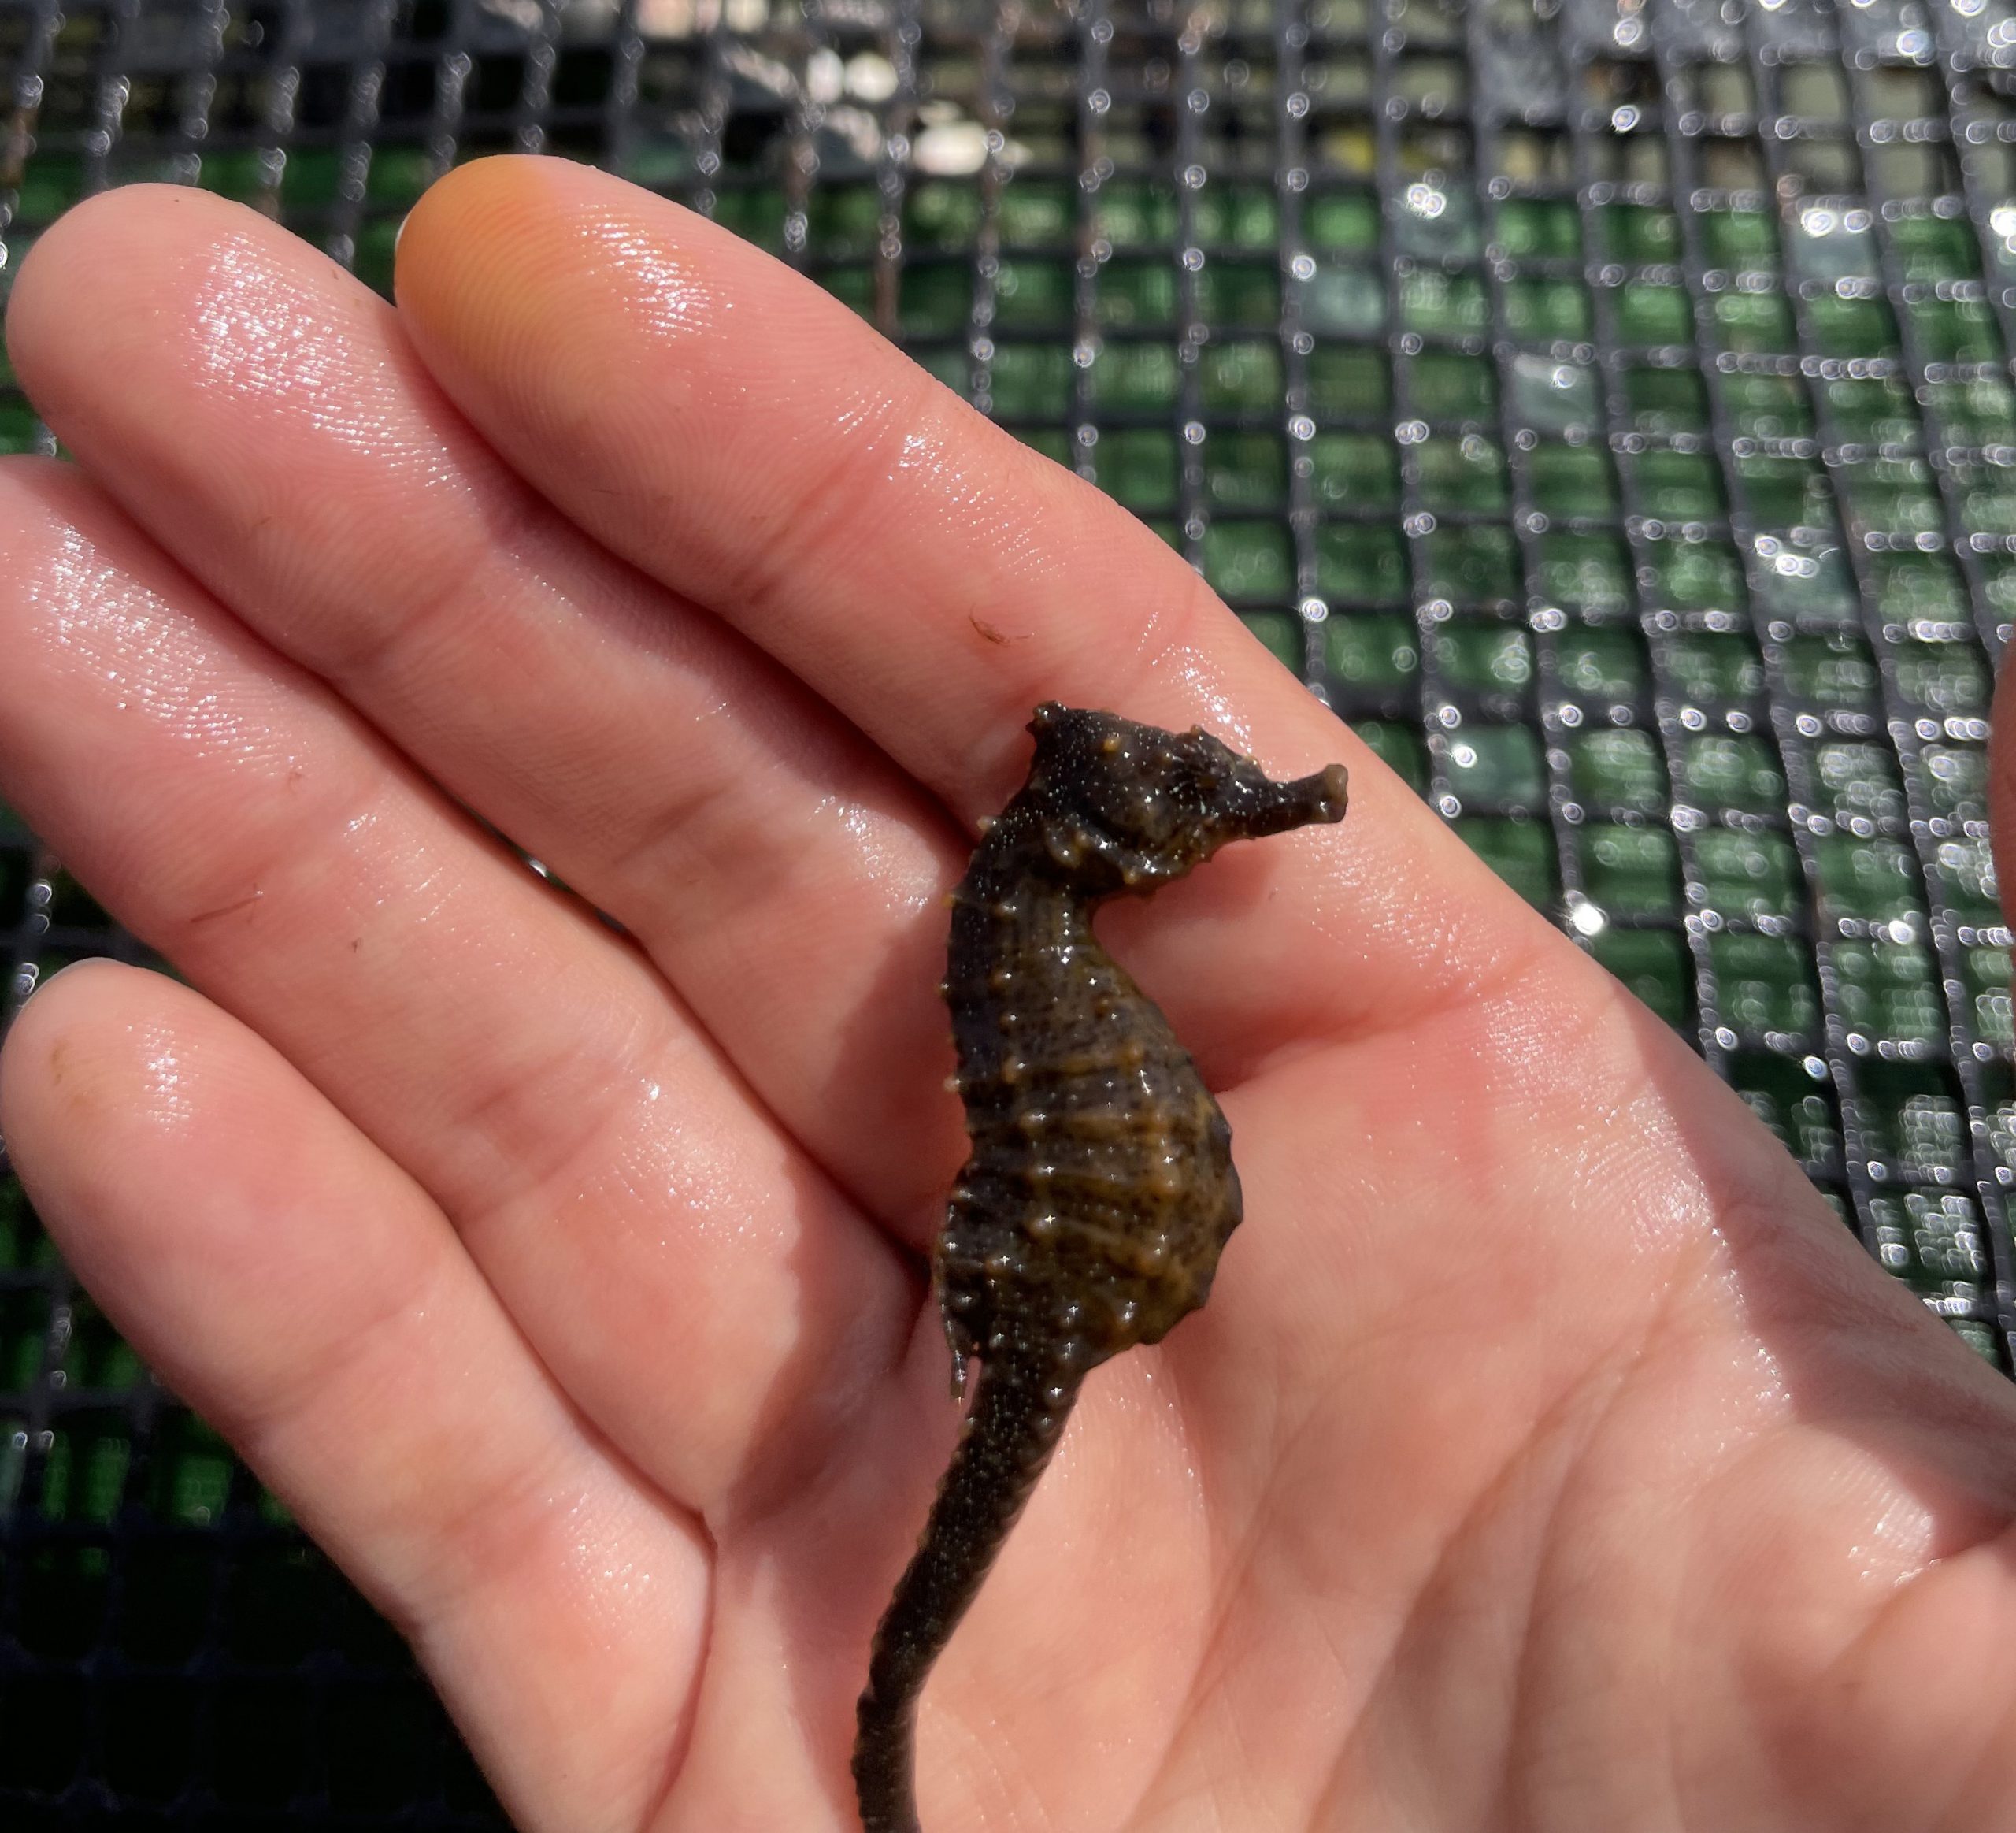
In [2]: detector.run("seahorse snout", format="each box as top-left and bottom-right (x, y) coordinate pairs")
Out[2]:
(1240, 760), (1351, 837)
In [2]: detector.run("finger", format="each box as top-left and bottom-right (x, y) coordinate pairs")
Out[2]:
(0, 462), (910, 1512)
(5, 185), (969, 1224)
(391, 157), (1562, 1059)
(0, 960), (709, 1833)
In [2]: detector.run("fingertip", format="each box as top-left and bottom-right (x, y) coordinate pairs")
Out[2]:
(5, 182), (128, 369)
(397, 153), (702, 296)
(0, 959), (183, 1204)
(6, 949), (126, 1069)
(398, 150), (549, 249)
(393, 153), (506, 294)
(9, 185), (238, 390)
(390, 153), (811, 448)
(395, 154), (614, 327)
(5, 186), (362, 486)
(4, 952), (176, 1087)
(393, 156), (605, 443)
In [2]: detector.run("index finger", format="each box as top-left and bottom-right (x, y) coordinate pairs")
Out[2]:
(391, 157), (1562, 1056)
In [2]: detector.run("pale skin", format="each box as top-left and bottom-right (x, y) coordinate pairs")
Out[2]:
(5, 158), (2016, 1833)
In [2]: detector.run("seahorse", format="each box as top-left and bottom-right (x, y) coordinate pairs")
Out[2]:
(852, 701), (1349, 1833)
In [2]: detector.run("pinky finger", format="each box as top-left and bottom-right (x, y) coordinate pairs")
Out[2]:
(0, 959), (708, 1833)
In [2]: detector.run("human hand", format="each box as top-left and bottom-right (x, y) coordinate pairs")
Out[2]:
(4, 158), (2015, 1831)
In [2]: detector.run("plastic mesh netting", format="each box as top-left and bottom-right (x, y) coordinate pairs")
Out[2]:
(2, 0), (2015, 1819)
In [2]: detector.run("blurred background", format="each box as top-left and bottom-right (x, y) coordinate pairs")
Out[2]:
(2, 0), (2015, 1821)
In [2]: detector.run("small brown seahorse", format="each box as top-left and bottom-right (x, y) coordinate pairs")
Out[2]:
(852, 702), (1349, 1833)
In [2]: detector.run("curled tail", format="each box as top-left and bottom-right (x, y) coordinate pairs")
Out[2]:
(852, 1342), (1084, 1833)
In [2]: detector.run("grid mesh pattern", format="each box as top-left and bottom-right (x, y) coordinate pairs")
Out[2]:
(0, 0), (2014, 1817)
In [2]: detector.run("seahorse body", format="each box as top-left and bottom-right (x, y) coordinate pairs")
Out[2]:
(852, 703), (1349, 1833)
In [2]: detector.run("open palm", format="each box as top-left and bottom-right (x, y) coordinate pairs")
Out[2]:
(4, 158), (2016, 1832)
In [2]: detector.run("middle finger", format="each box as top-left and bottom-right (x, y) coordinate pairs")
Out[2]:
(6, 184), (973, 1229)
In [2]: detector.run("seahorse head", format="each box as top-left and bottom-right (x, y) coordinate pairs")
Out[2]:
(1021, 702), (1348, 893)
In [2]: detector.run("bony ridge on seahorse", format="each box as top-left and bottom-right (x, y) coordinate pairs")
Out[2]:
(852, 700), (1350, 1833)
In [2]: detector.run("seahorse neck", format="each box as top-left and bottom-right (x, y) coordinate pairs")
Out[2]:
(952, 812), (1108, 984)
(965, 800), (1099, 898)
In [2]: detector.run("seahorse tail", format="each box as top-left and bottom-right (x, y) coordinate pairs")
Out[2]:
(852, 1341), (1084, 1833)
